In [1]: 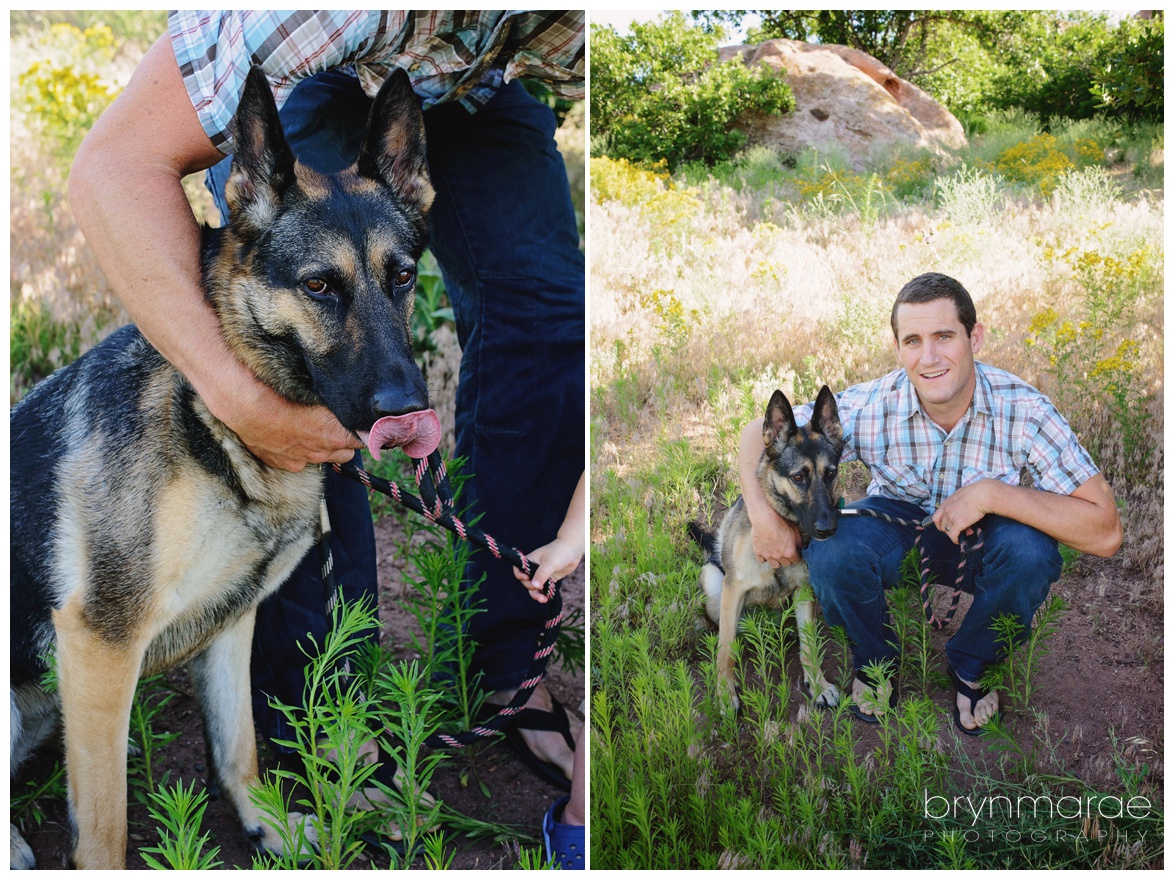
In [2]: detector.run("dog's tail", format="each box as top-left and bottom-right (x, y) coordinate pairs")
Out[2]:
(687, 520), (721, 567)
(687, 520), (714, 552)
(690, 520), (724, 626)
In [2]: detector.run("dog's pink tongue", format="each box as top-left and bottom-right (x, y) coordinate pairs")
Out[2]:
(358, 409), (441, 460)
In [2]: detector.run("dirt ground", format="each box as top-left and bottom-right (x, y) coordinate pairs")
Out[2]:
(13, 514), (585, 870)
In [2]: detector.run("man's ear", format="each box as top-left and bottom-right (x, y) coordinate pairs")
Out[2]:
(970, 322), (985, 354)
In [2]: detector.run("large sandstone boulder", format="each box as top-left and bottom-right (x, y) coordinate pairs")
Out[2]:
(719, 39), (967, 169)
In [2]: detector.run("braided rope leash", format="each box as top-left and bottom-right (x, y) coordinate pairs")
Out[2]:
(838, 507), (983, 631)
(323, 450), (563, 749)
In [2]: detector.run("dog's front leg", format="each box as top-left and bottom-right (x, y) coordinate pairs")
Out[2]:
(189, 608), (316, 860)
(716, 579), (748, 712)
(52, 601), (144, 870)
(794, 597), (839, 708)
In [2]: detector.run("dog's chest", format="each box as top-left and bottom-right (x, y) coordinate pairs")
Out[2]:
(742, 559), (809, 608)
(141, 464), (322, 670)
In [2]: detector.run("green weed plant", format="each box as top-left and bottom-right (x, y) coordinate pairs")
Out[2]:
(140, 780), (224, 870)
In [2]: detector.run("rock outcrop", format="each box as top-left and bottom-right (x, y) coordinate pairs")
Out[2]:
(719, 39), (967, 169)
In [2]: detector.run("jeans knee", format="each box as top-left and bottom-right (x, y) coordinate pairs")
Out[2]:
(806, 533), (882, 608)
(976, 516), (1061, 609)
(982, 516), (1061, 571)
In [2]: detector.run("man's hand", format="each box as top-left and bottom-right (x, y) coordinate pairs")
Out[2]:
(749, 508), (803, 568)
(201, 362), (362, 472)
(931, 479), (993, 544)
(738, 416), (803, 567)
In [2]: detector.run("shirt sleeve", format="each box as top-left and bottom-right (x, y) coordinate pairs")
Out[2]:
(168, 10), (584, 153)
(170, 11), (390, 151)
(1022, 397), (1100, 496)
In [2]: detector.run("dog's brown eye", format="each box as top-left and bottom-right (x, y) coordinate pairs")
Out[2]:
(791, 473), (807, 484)
(303, 278), (331, 297)
(393, 269), (416, 290)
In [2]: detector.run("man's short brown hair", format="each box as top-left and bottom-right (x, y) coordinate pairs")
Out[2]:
(890, 272), (977, 338)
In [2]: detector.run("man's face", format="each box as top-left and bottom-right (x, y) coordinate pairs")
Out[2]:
(893, 299), (984, 430)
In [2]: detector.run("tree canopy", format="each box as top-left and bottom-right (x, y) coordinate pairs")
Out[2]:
(692, 10), (1163, 123)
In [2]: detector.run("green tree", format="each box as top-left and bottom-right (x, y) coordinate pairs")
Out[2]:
(983, 11), (1116, 120)
(695, 10), (992, 78)
(591, 12), (794, 168)
(1092, 15), (1164, 121)
(693, 10), (1126, 122)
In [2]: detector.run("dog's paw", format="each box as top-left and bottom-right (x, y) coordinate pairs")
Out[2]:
(719, 684), (742, 717)
(801, 675), (841, 709)
(11, 823), (35, 870)
(247, 812), (319, 864)
(814, 681), (841, 709)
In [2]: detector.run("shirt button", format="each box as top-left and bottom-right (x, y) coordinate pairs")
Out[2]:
(409, 62), (421, 72)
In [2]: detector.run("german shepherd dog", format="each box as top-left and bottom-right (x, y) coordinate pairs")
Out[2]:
(10, 67), (441, 869)
(692, 386), (843, 712)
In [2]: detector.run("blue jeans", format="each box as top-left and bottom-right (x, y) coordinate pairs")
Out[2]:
(803, 496), (1062, 684)
(207, 71), (584, 745)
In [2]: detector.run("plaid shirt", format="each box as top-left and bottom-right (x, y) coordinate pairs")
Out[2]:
(795, 364), (1099, 512)
(169, 10), (585, 152)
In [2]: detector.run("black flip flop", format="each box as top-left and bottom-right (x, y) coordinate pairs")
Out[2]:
(948, 664), (1000, 737)
(848, 668), (897, 724)
(496, 696), (575, 792)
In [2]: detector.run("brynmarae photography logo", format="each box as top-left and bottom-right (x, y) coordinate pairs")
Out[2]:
(922, 788), (1154, 844)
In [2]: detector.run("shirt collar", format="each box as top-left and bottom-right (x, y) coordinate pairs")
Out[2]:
(895, 362), (992, 427)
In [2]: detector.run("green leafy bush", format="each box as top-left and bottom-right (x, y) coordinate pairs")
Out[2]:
(1092, 16), (1164, 121)
(591, 12), (794, 169)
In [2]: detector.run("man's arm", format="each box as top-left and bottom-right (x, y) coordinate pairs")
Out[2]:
(68, 36), (360, 472)
(931, 474), (1123, 558)
(738, 418), (803, 567)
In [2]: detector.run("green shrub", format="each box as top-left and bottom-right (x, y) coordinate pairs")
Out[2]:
(1092, 16), (1164, 121)
(591, 12), (795, 169)
(17, 23), (120, 170)
(994, 132), (1103, 195)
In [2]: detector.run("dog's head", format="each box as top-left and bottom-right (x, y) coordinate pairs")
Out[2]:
(760, 385), (844, 543)
(204, 66), (437, 458)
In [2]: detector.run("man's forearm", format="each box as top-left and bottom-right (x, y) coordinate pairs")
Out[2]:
(68, 35), (244, 415)
(941, 476), (1123, 558)
(738, 418), (771, 522)
(988, 477), (1121, 558)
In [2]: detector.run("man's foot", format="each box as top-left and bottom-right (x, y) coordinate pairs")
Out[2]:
(949, 665), (1000, 735)
(849, 673), (894, 723)
(486, 682), (582, 785)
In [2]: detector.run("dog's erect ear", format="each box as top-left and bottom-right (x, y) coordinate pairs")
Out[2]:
(225, 67), (298, 232)
(357, 68), (435, 216)
(809, 385), (843, 447)
(763, 389), (799, 455)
